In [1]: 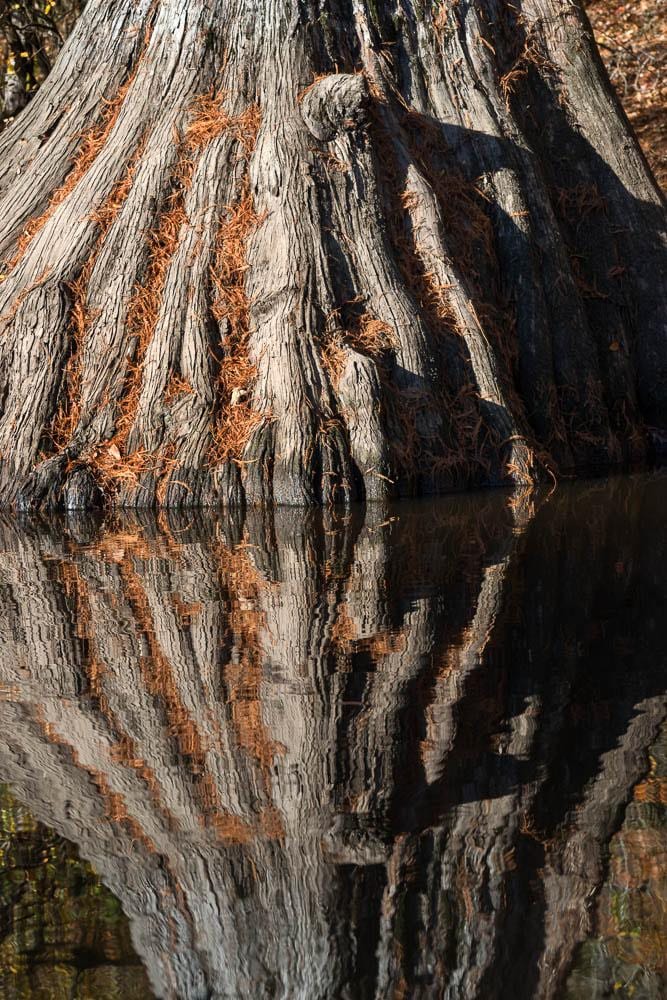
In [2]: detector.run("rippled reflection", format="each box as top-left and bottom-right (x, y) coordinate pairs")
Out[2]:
(0, 475), (664, 1000)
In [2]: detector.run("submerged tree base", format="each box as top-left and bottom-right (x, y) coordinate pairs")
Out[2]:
(0, 0), (664, 511)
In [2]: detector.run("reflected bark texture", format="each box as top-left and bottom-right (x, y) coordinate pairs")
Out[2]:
(0, 475), (664, 999)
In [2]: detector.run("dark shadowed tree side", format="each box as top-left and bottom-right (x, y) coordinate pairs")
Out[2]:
(0, 0), (664, 511)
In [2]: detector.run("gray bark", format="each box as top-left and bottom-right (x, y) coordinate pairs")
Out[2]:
(0, 0), (664, 510)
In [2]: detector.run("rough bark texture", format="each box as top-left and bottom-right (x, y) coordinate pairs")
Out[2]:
(0, 0), (664, 510)
(0, 475), (664, 998)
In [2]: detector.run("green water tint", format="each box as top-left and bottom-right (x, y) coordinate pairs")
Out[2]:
(0, 786), (151, 999)
(565, 723), (667, 1000)
(0, 473), (664, 999)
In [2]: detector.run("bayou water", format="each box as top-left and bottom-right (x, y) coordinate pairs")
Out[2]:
(0, 473), (665, 999)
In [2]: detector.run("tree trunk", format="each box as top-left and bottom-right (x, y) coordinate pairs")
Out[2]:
(0, 0), (664, 511)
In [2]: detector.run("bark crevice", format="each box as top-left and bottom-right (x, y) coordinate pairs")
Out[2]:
(0, 0), (663, 510)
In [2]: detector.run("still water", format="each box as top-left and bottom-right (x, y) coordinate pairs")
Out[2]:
(0, 474), (664, 1000)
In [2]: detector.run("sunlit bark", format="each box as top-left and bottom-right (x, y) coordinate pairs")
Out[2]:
(0, 1), (664, 510)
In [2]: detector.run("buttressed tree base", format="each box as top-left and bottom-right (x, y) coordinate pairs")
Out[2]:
(0, 0), (664, 510)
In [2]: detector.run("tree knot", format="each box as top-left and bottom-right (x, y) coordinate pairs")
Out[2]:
(300, 74), (369, 142)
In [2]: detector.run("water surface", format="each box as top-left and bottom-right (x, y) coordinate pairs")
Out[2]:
(0, 474), (665, 999)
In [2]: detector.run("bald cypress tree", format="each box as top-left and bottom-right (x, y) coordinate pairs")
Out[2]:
(0, 0), (664, 510)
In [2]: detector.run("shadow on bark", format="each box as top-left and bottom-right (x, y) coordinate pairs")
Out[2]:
(0, 0), (664, 511)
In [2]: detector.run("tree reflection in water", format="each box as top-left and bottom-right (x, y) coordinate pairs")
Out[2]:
(0, 474), (664, 1000)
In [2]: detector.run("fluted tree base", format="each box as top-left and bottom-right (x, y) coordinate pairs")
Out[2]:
(0, 0), (664, 511)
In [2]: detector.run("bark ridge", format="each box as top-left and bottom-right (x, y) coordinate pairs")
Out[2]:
(0, 0), (664, 510)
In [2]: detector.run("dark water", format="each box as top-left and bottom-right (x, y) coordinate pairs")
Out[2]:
(0, 474), (665, 1000)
